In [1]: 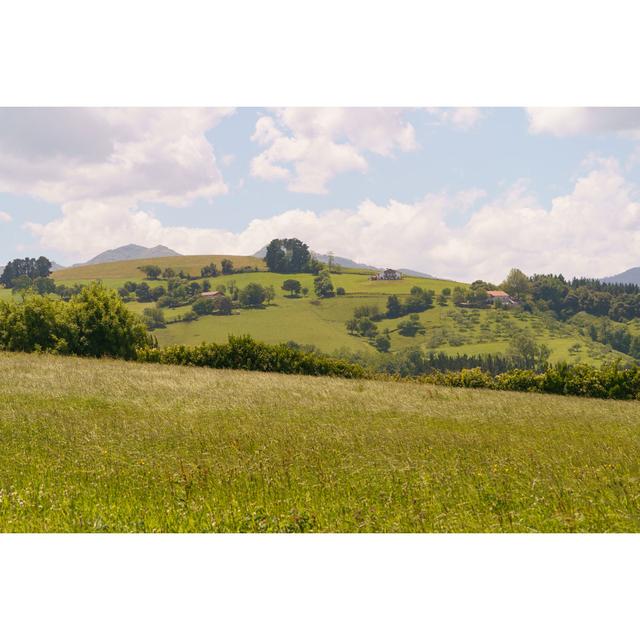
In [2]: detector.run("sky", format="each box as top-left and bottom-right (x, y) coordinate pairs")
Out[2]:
(1, 106), (640, 282)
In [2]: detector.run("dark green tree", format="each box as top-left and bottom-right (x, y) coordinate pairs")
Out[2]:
(264, 238), (312, 273)
(138, 264), (162, 279)
(313, 271), (335, 298)
(281, 279), (302, 297)
(239, 283), (267, 307)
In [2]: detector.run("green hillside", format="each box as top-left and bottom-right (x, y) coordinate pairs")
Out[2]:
(1, 351), (639, 532)
(46, 256), (632, 364)
(53, 254), (265, 281)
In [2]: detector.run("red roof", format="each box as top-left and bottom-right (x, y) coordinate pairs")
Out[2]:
(487, 290), (510, 297)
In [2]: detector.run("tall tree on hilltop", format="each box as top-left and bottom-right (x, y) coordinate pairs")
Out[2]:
(0, 256), (52, 288)
(264, 238), (312, 273)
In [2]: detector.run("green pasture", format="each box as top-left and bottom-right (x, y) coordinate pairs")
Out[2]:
(1, 351), (639, 532)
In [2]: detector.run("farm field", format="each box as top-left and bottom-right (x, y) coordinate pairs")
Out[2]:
(1, 351), (639, 533)
(48, 256), (632, 364)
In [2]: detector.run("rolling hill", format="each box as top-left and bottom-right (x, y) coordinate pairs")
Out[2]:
(54, 253), (264, 281)
(2, 350), (639, 532)
(51, 253), (633, 365)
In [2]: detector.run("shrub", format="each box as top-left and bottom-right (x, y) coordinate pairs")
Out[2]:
(239, 283), (267, 307)
(374, 335), (391, 352)
(192, 297), (216, 316)
(137, 335), (366, 379)
(336, 287), (346, 296)
(138, 264), (162, 279)
(0, 282), (149, 359)
(143, 307), (166, 330)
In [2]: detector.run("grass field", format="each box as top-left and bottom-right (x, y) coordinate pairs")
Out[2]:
(1, 351), (639, 532)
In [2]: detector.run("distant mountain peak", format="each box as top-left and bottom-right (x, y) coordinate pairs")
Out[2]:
(79, 244), (181, 266)
(601, 266), (640, 286)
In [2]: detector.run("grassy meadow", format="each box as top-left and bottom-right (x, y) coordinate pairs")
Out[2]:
(1, 351), (639, 532)
(51, 257), (628, 364)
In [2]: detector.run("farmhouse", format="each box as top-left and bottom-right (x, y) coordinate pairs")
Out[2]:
(487, 290), (517, 305)
(201, 290), (224, 298)
(370, 268), (403, 281)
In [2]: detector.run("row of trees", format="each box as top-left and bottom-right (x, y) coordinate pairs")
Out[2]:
(0, 257), (53, 290)
(453, 267), (640, 322)
(137, 259), (255, 281)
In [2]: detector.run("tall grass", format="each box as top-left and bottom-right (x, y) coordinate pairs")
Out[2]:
(1, 351), (639, 532)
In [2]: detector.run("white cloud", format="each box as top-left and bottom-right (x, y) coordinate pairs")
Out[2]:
(527, 107), (640, 136)
(250, 108), (417, 194)
(427, 107), (484, 130)
(0, 211), (12, 223)
(0, 108), (233, 205)
(27, 158), (640, 281)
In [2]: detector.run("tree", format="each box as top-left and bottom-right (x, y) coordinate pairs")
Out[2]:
(501, 268), (531, 300)
(264, 238), (312, 273)
(264, 285), (276, 304)
(162, 267), (176, 279)
(201, 263), (219, 278)
(212, 295), (233, 315)
(452, 287), (468, 306)
(336, 287), (346, 296)
(507, 333), (550, 370)
(281, 279), (302, 297)
(143, 307), (166, 329)
(397, 315), (426, 337)
(374, 334), (391, 352)
(404, 287), (435, 313)
(313, 271), (334, 298)
(221, 259), (234, 275)
(135, 282), (153, 302)
(0, 256), (52, 288)
(138, 264), (162, 280)
(33, 277), (56, 296)
(301, 286), (309, 297)
(11, 275), (33, 299)
(239, 283), (267, 307)
(65, 283), (149, 359)
(386, 294), (402, 318)
(192, 297), (216, 316)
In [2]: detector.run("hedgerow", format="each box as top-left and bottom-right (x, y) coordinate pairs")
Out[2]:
(420, 361), (640, 400)
(136, 335), (366, 379)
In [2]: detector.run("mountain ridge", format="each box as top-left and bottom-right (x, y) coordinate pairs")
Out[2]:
(76, 244), (182, 267)
(252, 246), (433, 278)
(601, 266), (640, 286)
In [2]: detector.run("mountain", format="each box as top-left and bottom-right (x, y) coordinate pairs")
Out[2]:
(252, 246), (432, 278)
(397, 268), (435, 279)
(601, 267), (640, 286)
(78, 244), (181, 266)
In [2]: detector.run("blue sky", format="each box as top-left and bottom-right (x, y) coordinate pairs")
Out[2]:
(1, 107), (640, 281)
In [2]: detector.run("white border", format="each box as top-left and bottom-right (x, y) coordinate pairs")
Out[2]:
(1, 1), (639, 637)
